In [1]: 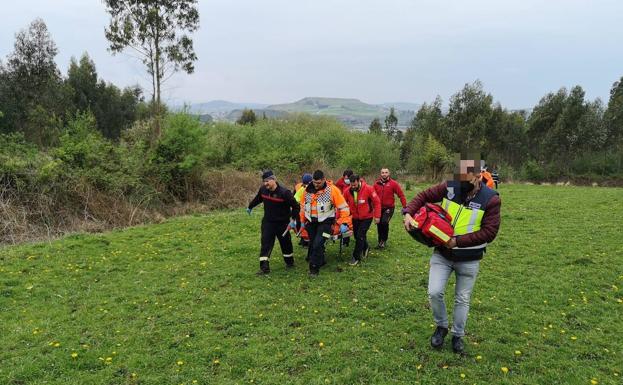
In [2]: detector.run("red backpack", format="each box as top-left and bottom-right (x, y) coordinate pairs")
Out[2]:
(407, 203), (454, 247)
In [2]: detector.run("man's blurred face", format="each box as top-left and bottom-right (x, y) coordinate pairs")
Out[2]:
(380, 168), (390, 180)
(457, 160), (477, 182)
(451, 159), (480, 193)
(448, 152), (482, 193)
(351, 179), (361, 190)
(263, 178), (277, 191)
(312, 178), (325, 190)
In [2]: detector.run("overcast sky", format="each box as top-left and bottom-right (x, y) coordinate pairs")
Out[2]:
(1, 0), (622, 108)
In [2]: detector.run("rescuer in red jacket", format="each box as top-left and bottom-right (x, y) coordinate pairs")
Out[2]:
(373, 168), (407, 249)
(342, 175), (381, 265)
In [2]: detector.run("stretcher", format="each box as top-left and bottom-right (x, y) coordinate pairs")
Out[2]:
(284, 222), (353, 259)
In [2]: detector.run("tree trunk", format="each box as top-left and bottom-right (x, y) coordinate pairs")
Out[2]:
(153, 8), (162, 140)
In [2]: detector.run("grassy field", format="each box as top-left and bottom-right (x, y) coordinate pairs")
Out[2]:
(1, 184), (622, 385)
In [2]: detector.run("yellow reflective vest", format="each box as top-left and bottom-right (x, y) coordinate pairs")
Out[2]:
(440, 181), (498, 258)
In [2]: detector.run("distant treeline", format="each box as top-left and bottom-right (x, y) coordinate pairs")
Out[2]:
(0, 19), (147, 146)
(398, 79), (623, 182)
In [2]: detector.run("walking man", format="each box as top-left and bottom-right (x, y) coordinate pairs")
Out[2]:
(342, 174), (381, 265)
(374, 168), (407, 249)
(335, 169), (354, 191)
(402, 154), (501, 353)
(300, 170), (352, 276)
(247, 170), (300, 275)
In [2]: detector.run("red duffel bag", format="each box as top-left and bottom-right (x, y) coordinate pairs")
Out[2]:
(407, 203), (454, 247)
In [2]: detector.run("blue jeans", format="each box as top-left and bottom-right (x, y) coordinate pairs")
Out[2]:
(428, 252), (480, 337)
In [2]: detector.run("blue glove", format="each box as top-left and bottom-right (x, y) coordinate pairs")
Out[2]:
(340, 224), (349, 234)
(246, 208), (252, 215)
(300, 222), (305, 229)
(289, 220), (296, 229)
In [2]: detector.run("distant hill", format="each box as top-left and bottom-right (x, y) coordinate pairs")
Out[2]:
(266, 97), (415, 129)
(181, 97), (420, 129)
(268, 97), (384, 117)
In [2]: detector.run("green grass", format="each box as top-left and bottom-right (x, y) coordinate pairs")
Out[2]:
(1, 184), (622, 385)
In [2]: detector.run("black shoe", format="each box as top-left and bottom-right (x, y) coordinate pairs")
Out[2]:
(309, 265), (319, 276)
(348, 257), (359, 266)
(256, 260), (270, 275)
(451, 336), (464, 353)
(284, 256), (295, 268)
(430, 326), (448, 348)
(377, 241), (385, 249)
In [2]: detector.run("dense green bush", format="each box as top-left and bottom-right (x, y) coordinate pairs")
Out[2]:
(520, 159), (545, 181)
(570, 151), (623, 176)
(405, 133), (453, 180)
(51, 112), (140, 194)
(0, 132), (45, 190)
(202, 114), (398, 175)
(148, 113), (208, 199)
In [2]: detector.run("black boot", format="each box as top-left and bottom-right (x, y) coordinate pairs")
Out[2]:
(309, 264), (319, 276)
(284, 256), (295, 268)
(452, 336), (464, 353)
(256, 260), (270, 275)
(430, 326), (448, 348)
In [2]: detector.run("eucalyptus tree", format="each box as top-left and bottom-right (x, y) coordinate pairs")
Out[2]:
(103, 0), (199, 138)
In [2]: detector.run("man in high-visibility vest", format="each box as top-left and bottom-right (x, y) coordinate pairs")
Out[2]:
(294, 173), (312, 203)
(294, 173), (313, 247)
(300, 170), (352, 276)
(402, 155), (501, 353)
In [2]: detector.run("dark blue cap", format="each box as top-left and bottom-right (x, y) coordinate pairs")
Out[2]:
(261, 170), (275, 180)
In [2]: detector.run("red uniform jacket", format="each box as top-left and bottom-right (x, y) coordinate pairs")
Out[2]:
(335, 176), (348, 191)
(374, 177), (407, 209)
(343, 181), (381, 220)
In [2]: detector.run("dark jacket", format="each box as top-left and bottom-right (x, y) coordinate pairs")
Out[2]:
(404, 181), (501, 261)
(248, 183), (300, 222)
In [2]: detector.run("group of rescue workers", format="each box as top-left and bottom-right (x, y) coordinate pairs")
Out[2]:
(246, 159), (501, 353)
(247, 168), (407, 275)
